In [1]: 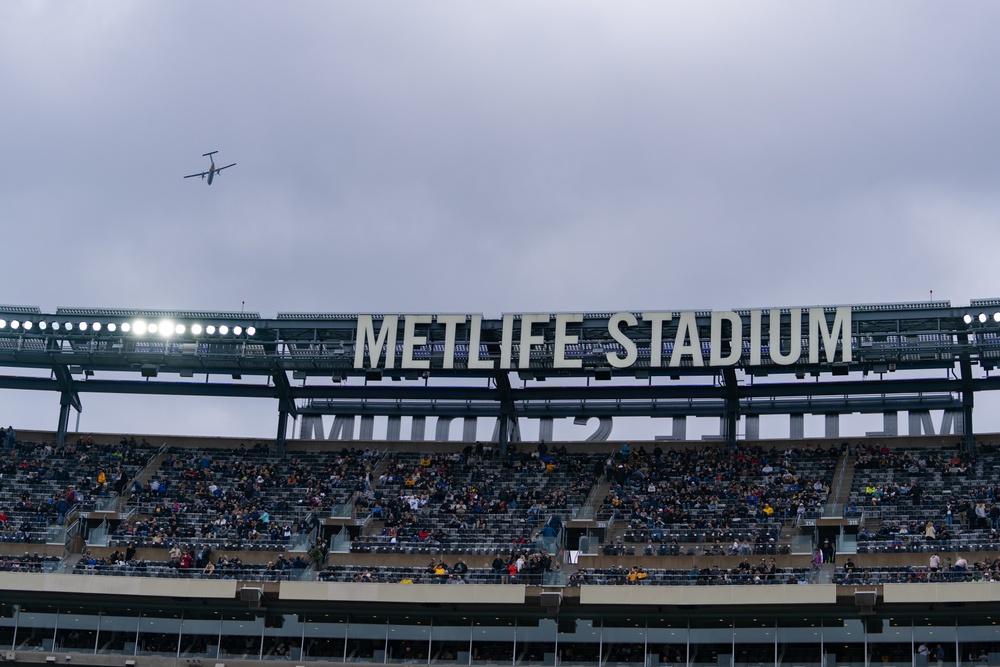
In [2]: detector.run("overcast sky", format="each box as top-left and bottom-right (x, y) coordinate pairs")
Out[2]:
(2, 1), (999, 442)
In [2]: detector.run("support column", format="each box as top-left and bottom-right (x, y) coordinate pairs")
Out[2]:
(497, 414), (509, 458)
(958, 332), (975, 455)
(56, 396), (72, 448)
(722, 368), (739, 450)
(276, 408), (289, 458)
(962, 386), (975, 455)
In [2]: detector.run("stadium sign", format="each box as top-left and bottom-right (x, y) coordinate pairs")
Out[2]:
(353, 306), (851, 371)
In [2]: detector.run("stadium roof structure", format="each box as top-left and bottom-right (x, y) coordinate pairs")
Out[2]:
(1, 300), (1000, 452)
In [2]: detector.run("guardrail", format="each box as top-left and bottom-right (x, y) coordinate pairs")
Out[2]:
(86, 518), (110, 547)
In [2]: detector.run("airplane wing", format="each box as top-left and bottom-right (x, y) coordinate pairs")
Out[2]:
(183, 171), (208, 179)
(216, 163), (237, 172)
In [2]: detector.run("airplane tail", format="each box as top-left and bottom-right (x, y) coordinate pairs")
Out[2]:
(202, 151), (218, 157)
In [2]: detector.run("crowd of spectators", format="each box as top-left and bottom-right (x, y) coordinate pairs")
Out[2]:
(0, 551), (60, 572)
(0, 430), (155, 542)
(603, 443), (839, 547)
(10, 420), (1000, 592)
(353, 443), (595, 554)
(568, 558), (812, 586)
(72, 543), (311, 580)
(850, 444), (1000, 551)
(321, 546), (556, 584)
(117, 444), (378, 550)
(834, 553), (1000, 584)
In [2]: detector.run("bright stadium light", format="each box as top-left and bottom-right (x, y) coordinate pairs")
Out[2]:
(0, 320), (6, 329)
(38, 321), (47, 330)
(92, 322), (101, 331)
(107, 322), (116, 332)
(23, 321), (32, 330)
(979, 313), (988, 324)
(206, 325), (216, 335)
(79, 322), (88, 331)
(158, 320), (173, 337)
(233, 326), (243, 336)
(175, 324), (185, 335)
(10, 321), (19, 329)
(964, 314), (973, 325)
(994, 312), (1000, 323)
(246, 326), (256, 336)
(219, 325), (230, 335)
(64, 322), (73, 331)
(133, 320), (147, 335)
(191, 324), (203, 335)
(52, 322), (60, 331)
(120, 322), (130, 333)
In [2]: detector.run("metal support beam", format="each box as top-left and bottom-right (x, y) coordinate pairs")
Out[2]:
(494, 372), (518, 457)
(721, 368), (739, 450)
(270, 370), (298, 458)
(958, 333), (975, 455)
(52, 365), (82, 412)
(56, 395), (72, 448)
(276, 408), (289, 458)
(52, 365), (81, 448)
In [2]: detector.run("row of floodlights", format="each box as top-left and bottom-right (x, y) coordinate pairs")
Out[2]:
(964, 313), (1000, 325)
(0, 319), (256, 337)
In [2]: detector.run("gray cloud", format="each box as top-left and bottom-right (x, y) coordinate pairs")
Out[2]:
(2, 1), (999, 437)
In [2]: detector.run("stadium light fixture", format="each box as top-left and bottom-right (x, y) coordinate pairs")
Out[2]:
(995, 312), (1000, 323)
(0, 320), (5, 329)
(92, 322), (101, 331)
(233, 326), (243, 336)
(10, 321), (19, 330)
(247, 326), (256, 336)
(175, 324), (185, 335)
(23, 321), (32, 330)
(133, 321), (147, 335)
(979, 313), (988, 324)
(206, 325), (216, 335)
(52, 322), (60, 330)
(79, 322), (88, 331)
(219, 325), (230, 335)
(63, 322), (72, 331)
(107, 322), (116, 332)
(148, 323), (159, 334)
(191, 324), (203, 335)
(158, 320), (173, 336)
(121, 322), (130, 332)
(39, 321), (47, 330)
(964, 314), (973, 324)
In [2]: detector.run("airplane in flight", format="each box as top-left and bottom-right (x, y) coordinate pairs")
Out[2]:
(183, 151), (236, 185)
